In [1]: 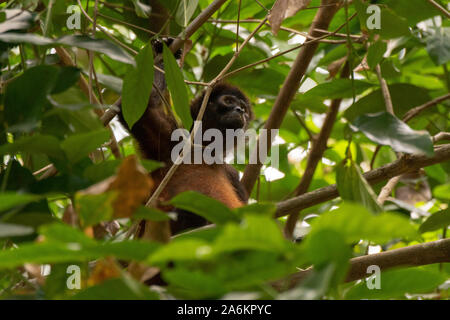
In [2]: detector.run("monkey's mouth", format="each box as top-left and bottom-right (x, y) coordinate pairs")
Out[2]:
(222, 110), (247, 129)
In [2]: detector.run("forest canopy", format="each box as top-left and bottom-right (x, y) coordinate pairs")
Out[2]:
(0, 0), (449, 300)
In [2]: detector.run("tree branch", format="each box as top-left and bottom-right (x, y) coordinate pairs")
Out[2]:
(284, 62), (350, 239)
(276, 238), (450, 289)
(241, 0), (344, 195)
(403, 93), (450, 123)
(275, 144), (450, 217)
(427, 0), (450, 19)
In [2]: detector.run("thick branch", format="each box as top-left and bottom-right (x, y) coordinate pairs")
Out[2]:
(275, 144), (450, 217)
(284, 62), (350, 238)
(241, 0), (343, 194)
(277, 238), (450, 289)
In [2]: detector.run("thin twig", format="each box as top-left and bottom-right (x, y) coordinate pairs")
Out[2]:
(377, 175), (401, 205)
(403, 93), (450, 123)
(76, 0), (138, 55)
(223, 12), (357, 80)
(427, 0), (450, 19)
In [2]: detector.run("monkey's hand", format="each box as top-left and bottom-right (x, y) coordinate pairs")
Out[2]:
(151, 38), (182, 60)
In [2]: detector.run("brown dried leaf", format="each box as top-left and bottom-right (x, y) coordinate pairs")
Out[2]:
(88, 258), (121, 286)
(108, 155), (154, 218)
(269, 0), (312, 35)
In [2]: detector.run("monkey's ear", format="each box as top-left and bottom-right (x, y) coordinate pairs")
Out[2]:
(151, 38), (182, 60)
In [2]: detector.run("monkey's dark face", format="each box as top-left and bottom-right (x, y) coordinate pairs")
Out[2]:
(208, 93), (250, 130)
(191, 83), (253, 133)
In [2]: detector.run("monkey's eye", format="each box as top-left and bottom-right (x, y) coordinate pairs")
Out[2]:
(224, 97), (233, 105)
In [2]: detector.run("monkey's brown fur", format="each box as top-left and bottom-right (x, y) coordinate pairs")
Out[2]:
(118, 44), (252, 235)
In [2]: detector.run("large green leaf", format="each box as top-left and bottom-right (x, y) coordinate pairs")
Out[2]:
(419, 208), (450, 233)
(0, 134), (65, 159)
(213, 215), (287, 253)
(4, 65), (59, 128)
(336, 160), (383, 213)
(344, 84), (431, 121)
(354, 0), (410, 39)
(433, 184), (450, 200)
(72, 277), (159, 300)
(0, 9), (35, 33)
(122, 43), (154, 128)
(75, 192), (116, 227)
(149, 239), (213, 264)
(0, 193), (40, 212)
(168, 191), (239, 225)
(351, 112), (434, 156)
(426, 27), (450, 65)
(367, 40), (387, 69)
(60, 129), (110, 163)
(162, 44), (192, 129)
(175, 0), (199, 26)
(0, 34), (135, 65)
(303, 79), (373, 100)
(308, 203), (418, 244)
(0, 238), (158, 269)
(345, 267), (446, 299)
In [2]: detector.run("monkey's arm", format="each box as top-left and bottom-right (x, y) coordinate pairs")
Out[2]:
(118, 54), (178, 163)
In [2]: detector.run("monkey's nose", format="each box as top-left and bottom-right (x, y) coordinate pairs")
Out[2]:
(234, 106), (245, 114)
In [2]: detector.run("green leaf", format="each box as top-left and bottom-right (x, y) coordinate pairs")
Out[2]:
(0, 223), (34, 238)
(234, 202), (276, 218)
(39, 223), (96, 246)
(56, 35), (135, 65)
(87, 72), (123, 93)
(52, 67), (81, 94)
(344, 84), (431, 122)
(354, 0), (410, 39)
(426, 27), (450, 65)
(308, 203), (418, 244)
(60, 129), (110, 163)
(168, 191), (239, 225)
(83, 160), (122, 183)
(164, 268), (226, 299)
(214, 215), (287, 253)
(0, 9), (35, 33)
(433, 184), (450, 200)
(133, 206), (171, 221)
(75, 192), (116, 227)
(149, 239), (213, 264)
(73, 277), (159, 300)
(122, 43), (154, 128)
(0, 34), (135, 65)
(0, 193), (40, 212)
(345, 267), (447, 299)
(336, 161), (383, 213)
(419, 208), (450, 233)
(130, 0), (152, 18)
(351, 112), (434, 156)
(0, 134), (65, 159)
(163, 44), (192, 129)
(4, 65), (59, 128)
(0, 240), (158, 269)
(175, 0), (199, 27)
(367, 40), (387, 69)
(303, 79), (373, 100)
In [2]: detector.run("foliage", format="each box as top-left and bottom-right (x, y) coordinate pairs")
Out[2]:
(0, 0), (449, 300)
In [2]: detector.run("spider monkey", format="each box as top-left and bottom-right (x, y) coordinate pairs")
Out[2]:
(118, 39), (253, 235)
